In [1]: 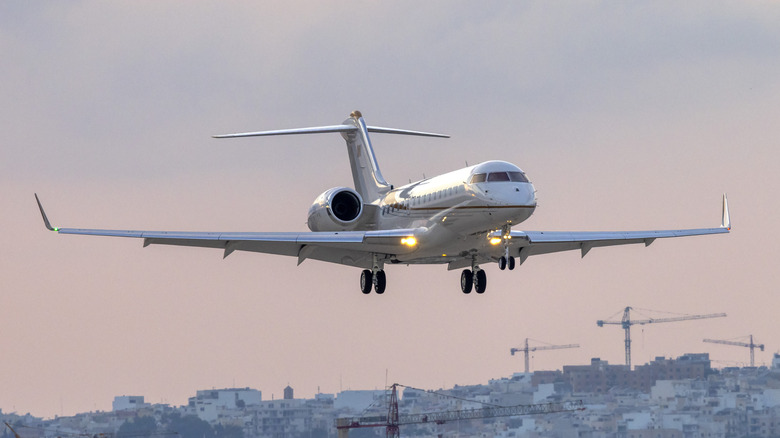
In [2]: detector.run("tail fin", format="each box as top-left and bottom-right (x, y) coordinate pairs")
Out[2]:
(214, 110), (448, 202)
(342, 111), (390, 201)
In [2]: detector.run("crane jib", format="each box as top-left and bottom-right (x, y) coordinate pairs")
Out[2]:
(334, 400), (584, 429)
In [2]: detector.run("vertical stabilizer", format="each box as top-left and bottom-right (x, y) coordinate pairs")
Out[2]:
(340, 111), (392, 201)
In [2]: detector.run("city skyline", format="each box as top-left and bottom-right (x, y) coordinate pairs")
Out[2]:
(2, 2), (779, 418)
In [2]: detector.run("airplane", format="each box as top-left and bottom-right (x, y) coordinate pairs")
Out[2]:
(35, 110), (731, 295)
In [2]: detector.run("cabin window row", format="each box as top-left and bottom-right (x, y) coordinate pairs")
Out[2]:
(381, 185), (464, 215)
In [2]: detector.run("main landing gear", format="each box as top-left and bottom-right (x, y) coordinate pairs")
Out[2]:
(461, 257), (488, 294)
(460, 268), (487, 294)
(460, 253), (516, 294)
(360, 253), (386, 294)
(360, 269), (386, 294)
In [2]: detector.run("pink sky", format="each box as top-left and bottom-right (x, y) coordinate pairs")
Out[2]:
(2, 2), (779, 418)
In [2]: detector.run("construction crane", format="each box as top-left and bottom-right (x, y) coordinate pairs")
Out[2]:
(704, 335), (765, 367)
(511, 338), (580, 373)
(4, 423), (21, 438)
(334, 384), (583, 438)
(597, 306), (726, 369)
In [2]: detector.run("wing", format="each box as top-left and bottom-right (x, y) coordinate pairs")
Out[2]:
(34, 194), (420, 269)
(507, 194), (731, 264)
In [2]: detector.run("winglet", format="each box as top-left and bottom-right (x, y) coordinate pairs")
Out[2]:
(721, 194), (731, 230)
(34, 193), (58, 231)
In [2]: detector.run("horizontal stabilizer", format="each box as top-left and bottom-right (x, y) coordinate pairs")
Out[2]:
(214, 125), (449, 139)
(366, 126), (449, 138)
(213, 125), (355, 139)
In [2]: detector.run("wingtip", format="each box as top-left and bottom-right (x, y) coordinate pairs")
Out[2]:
(34, 193), (57, 231)
(721, 193), (731, 230)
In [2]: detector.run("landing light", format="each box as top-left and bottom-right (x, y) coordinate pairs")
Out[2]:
(489, 237), (503, 246)
(401, 237), (417, 247)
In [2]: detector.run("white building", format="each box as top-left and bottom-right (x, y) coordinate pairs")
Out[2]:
(113, 396), (149, 411)
(188, 388), (262, 422)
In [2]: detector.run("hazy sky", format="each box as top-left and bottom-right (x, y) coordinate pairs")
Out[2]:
(2, 1), (779, 418)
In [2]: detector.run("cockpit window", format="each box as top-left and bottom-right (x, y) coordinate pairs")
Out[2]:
(487, 172), (510, 182)
(469, 173), (487, 183)
(508, 171), (529, 182)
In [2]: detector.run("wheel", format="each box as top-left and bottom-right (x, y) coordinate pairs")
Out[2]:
(508, 256), (515, 270)
(460, 269), (473, 294)
(498, 256), (507, 270)
(374, 270), (386, 294)
(360, 270), (372, 294)
(475, 269), (487, 294)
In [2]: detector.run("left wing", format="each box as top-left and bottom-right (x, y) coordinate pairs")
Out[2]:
(34, 194), (420, 268)
(506, 194), (730, 264)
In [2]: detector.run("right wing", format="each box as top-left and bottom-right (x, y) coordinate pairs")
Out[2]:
(507, 194), (730, 263)
(35, 194), (421, 268)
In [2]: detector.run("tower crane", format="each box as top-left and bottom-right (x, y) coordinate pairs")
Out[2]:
(703, 335), (764, 367)
(597, 306), (726, 369)
(510, 338), (580, 373)
(334, 384), (583, 438)
(4, 423), (21, 438)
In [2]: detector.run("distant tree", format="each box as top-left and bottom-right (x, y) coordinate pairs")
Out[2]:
(213, 424), (242, 438)
(163, 414), (213, 438)
(117, 416), (158, 438)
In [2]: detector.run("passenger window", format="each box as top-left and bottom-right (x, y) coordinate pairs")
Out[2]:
(508, 171), (529, 183)
(470, 173), (487, 183)
(488, 172), (510, 182)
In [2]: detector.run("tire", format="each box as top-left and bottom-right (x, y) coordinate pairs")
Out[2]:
(475, 270), (487, 294)
(508, 256), (515, 270)
(460, 269), (473, 294)
(498, 256), (507, 270)
(374, 270), (387, 294)
(360, 270), (373, 294)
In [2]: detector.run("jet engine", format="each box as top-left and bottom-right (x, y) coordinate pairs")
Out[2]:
(307, 187), (364, 231)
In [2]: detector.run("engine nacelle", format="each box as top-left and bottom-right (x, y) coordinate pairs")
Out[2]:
(307, 187), (364, 231)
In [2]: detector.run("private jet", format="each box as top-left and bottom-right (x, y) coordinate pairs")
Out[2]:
(36, 111), (730, 294)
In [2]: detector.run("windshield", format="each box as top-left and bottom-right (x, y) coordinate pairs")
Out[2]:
(470, 171), (528, 183)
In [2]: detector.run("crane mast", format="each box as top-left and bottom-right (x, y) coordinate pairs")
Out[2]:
(597, 306), (726, 369)
(510, 338), (580, 373)
(703, 335), (764, 367)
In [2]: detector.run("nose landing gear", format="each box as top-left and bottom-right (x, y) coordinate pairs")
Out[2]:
(498, 255), (516, 270)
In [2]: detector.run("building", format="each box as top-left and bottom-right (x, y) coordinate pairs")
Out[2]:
(187, 388), (262, 422)
(112, 396), (149, 411)
(564, 354), (712, 394)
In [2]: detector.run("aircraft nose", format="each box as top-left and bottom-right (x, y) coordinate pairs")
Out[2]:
(513, 183), (536, 206)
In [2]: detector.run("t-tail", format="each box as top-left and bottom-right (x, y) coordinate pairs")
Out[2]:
(213, 110), (449, 202)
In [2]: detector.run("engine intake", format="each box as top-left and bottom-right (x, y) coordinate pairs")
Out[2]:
(307, 187), (364, 231)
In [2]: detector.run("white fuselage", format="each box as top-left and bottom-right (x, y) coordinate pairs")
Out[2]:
(374, 160), (537, 263)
